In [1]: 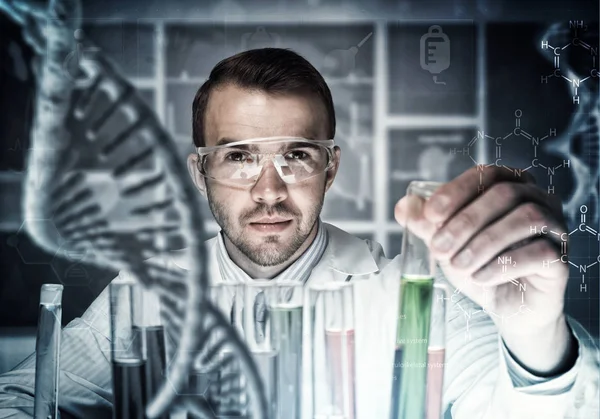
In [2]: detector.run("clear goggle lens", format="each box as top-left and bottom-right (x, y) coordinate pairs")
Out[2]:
(197, 137), (335, 185)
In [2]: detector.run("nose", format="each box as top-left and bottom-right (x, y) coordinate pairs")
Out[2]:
(250, 160), (288, 205)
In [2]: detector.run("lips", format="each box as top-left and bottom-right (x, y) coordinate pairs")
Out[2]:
(250, 217), (291, 224)
(248, 218), (293, 233)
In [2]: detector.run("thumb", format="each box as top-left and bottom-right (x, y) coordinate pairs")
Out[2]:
(394, 194), (437, 244)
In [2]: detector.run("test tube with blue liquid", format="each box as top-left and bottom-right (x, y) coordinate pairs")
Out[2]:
(390, 181), (441, 419)
(109, 273), (167, 419)
(33, 283), (64, 419)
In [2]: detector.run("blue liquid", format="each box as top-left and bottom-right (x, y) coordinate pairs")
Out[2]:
(34, 303), (62, 419)
(112, 359), (146, 419)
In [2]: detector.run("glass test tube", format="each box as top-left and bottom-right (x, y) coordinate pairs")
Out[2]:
(390, 180), (441, 419)
(204, 281), (304, 419)
(265, 281), (304, 419)
(137, 286), (168, 419)
(34, 284), (64, 419)
(109, 274), (167, 419)
(187, 284), (239, 418)
(237, 280), (305, 419)
(310, 281), (356, 419)
(110, 276), (145, 419)
(425, 284), (448, 419)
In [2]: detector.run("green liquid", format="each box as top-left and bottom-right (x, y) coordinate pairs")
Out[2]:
(390, 275), (434, 419)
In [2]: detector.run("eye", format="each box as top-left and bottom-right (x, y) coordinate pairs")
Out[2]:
(285, 150), (309, 160)
(225, 151), (252, 162)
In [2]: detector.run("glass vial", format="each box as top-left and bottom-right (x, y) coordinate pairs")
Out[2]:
(310, 281), (356, 419)
(34, 283), (64, 419)
(425, 283), (448, 419)
(391, 181), (441, 419)
(109, 273), (167, 419)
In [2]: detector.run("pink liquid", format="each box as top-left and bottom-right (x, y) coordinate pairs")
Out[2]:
(325, 329), (356, 419)
(425, 347), (445, 419)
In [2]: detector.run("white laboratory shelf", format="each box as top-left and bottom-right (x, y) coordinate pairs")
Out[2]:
(130, 78), (158, 89)
(386, 115), (479, 129)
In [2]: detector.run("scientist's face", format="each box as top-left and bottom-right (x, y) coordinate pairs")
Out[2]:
(188, 84), (340, 266)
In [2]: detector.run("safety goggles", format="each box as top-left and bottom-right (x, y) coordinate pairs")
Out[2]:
(196, 136), (335, 186)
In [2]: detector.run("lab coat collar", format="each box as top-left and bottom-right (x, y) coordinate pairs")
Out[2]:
(314, 222), (380, 276)
(164, 222), (381, 283)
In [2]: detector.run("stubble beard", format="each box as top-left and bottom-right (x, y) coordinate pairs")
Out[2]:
(206, 184), (324, 267)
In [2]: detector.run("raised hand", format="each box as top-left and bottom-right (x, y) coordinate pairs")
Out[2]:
(395, 166), (577, 376)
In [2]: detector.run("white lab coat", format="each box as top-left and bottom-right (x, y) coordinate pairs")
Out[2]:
(161, 222), (599, 419)
(0, 223), (597, 419)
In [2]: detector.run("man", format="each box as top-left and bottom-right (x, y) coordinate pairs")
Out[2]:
(0, 48), (598, 418)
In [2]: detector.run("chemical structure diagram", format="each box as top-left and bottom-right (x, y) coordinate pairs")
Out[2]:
(450, 109), (566, 196)
(437, 257), (532, 343)
(540, 20), (599, 105)
(441, 110), (598, 340)
(555, 205), (599, 294)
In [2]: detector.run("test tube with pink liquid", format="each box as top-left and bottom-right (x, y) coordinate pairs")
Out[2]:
(425, 283), (448, 419)
(310, 281), (356, 419)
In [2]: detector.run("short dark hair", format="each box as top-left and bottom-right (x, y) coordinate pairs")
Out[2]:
(191, 48), (336, 147)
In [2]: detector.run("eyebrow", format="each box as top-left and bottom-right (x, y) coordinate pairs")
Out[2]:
(214, 135), (321, 147)
(287, 141), (321, 150)
(215, 137), (239, 146)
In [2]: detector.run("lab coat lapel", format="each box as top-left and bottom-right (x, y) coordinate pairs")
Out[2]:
(165, 237), (222, 285)
(305, 222), (381, 286)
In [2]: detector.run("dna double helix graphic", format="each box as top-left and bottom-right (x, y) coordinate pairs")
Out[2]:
(0, 0), (268, 417)
(539, 21), (600, 225)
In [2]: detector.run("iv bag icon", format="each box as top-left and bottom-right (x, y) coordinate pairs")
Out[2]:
(420, 25), (450, 85)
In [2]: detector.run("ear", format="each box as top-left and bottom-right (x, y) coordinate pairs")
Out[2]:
(187, 153), (207, 198)
(324, 146), (341, 193)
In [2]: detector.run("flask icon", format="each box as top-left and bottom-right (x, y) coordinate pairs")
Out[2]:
(420, 25), (450, 85)
(323, 32), (373, 78)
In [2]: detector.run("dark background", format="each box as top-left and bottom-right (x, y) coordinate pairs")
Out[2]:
(0, 0), (598, 373)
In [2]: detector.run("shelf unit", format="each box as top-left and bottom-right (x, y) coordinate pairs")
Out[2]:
(2, 18), (487, 256)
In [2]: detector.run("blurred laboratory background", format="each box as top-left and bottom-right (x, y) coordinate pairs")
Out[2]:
(0, 0), (598, 373)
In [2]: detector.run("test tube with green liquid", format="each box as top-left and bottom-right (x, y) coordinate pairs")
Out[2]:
(390, 181), (441, 419)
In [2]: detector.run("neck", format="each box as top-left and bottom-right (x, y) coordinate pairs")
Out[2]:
(223, 222), (319, 279)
